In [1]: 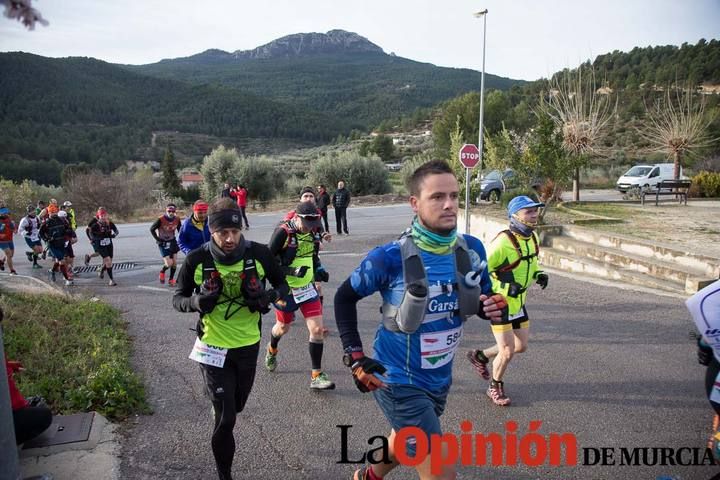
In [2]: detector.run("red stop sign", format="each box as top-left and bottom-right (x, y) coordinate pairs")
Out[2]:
(459, 144), (480, 169)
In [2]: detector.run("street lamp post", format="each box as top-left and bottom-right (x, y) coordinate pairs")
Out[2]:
(467, 9), (488, 234)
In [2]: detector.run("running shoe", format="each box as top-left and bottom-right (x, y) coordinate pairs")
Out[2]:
(487, 380), (511, 406)
(168, 279), (176, 287)
(84, 254), (90, 266)
(26, 251), (33, 262)
(0, 258), (4, 271)
(264, 344), (277, 372)
(32, 263), (42, 269)
(41, 250), (46, 260)
(48, 269), (56, 282)
(467, 350), (490, 381)
(310, 371), (336, 390)
(9, 270), (17, 276)
(108, 280), (117, 286)
(159, 271), (166, 284)
(65, 279), (74, 286)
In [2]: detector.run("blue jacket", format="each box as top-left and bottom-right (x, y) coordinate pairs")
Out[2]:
(178, 216), (210, 254)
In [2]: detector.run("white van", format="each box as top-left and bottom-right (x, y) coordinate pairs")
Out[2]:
(616, 163), (681, 193)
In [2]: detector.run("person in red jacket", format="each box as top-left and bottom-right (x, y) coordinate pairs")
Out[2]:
(1, 306), (53, 445)
(229, 184), (249, 230)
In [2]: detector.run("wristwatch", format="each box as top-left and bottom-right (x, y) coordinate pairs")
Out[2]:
(342, 350), (364, 367)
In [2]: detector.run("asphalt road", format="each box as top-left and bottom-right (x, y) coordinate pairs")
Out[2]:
(9, 204), (715, 479)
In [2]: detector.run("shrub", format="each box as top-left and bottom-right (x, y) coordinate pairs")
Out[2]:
(309, 151), (391, 196)
(691, 171), (720, 198)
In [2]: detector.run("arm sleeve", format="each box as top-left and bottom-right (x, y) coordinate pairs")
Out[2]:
(177, 221), (190, 253)
(253, 243), (290, 299)
(267, 227), (288, 258)
(149, 219), (161, 242)
(172, 254), (200, 313)
(111, 223), (119, 236)
(334, 278), (365, 352)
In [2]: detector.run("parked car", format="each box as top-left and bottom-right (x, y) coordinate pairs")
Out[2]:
(477, 169), (517, 203)
(616, 163), (683, 193)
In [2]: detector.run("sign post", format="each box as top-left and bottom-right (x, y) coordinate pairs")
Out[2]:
(459, 143), (480, 233)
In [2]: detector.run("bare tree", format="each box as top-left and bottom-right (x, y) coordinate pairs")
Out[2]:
(1, 0), (48, 29)
(65, 170), (156, 221)
(540, 67), (615, 201)
(639, 86), (718, 179)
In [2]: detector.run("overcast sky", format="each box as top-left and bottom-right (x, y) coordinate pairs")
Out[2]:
(1, 0), (718, 81)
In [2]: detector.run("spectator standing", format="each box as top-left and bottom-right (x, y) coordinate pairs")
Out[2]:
(229, 184), (250, 230)
(331, 180), (351, 235)
(220, 183), (232, 198)
(316, 185), (331, 232)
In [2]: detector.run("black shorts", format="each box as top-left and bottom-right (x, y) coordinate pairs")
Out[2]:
(96, 243), (113, 259)
(199, 342), (260, 412)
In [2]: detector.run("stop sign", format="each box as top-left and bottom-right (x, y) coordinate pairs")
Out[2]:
(459, 144), (480, 169)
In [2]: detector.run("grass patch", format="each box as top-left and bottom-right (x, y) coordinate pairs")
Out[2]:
(564, 202), (639, 220)
(0, 291), (149, 420)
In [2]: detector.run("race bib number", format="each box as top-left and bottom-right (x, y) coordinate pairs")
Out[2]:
(99, 238), (111, 246)
(163, 242), (171, 249)
(188, 338), (227, 368)
(292, 283), (317, 304)
(420, 326), (462, 369)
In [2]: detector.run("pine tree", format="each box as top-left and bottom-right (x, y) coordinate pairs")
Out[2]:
(161, 146), (182, 196)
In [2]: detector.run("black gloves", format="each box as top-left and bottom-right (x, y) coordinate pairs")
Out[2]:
(698, 337), (713, 366)
(507, 282), (523, 298)
(193, 274), (223, 314)
(351, 356), (387, 393)
(536, 272), (549, 289)
(315, 268), (329, 282)
(255, 289), (280, 314)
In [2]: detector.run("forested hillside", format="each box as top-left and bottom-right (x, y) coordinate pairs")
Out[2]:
(0, 53), (346, 184)
(132, 51), (520, 128)
(427, 39), (720, 162)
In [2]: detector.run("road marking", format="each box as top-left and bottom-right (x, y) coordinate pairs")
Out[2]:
(137, 285), (171, 293)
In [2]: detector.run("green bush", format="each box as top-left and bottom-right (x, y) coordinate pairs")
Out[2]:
(691, 171), (720, 198)
(0, 292), (149, 420)
(309, 151), (391, 196)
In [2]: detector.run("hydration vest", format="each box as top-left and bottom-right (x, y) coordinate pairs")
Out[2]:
(199, 240), (269, 318)
(277, 221), (320, 267)
(380, 233), (484, 334)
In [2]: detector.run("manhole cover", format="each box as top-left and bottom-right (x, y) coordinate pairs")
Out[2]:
(23, 412), (95, 448)
(74, 262), (136, 274)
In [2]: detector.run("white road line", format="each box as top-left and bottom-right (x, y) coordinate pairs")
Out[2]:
(137, 285), (171, 293)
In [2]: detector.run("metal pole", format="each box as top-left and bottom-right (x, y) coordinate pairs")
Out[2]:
(0, 324), (21, 480)
(464, 168), (470, 233)
(478, 10), (487, 171)
(467, 9), (488, 234)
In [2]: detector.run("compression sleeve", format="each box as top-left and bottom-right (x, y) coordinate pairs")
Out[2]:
(267, 227), (288, 257)
(149, 219), (161, 241)
(172, 252), (201, 313)
(334, 277), (365, 352)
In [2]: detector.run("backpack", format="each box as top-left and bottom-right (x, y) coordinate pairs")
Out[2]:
(380, 233), (483, 333)
(494, 230), (539, 274)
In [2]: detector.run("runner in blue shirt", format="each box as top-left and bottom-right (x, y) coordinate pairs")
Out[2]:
(334, 160), (507, 480)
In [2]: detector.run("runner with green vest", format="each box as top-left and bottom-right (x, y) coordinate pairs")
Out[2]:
(467, 195), (549, 406)
(265, 201), (335, 390)
(172, 197), (289, 480)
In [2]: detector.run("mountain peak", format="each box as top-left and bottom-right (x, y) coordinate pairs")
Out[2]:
(232, 29), (384, 59)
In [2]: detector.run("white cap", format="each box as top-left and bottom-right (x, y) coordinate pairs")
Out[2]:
(63, 201), (72, 207)
(58, 210), (68, 218)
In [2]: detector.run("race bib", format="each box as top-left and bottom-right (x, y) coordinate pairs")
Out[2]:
(99, 238), (111, 246)
(188, 338), (227, 368)
(420, 326), (462, 369)
(292, 283), (318, 304)
(163, 242), (171, 249)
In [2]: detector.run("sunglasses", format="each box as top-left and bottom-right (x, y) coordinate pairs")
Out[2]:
(298, 214), (320, 220)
